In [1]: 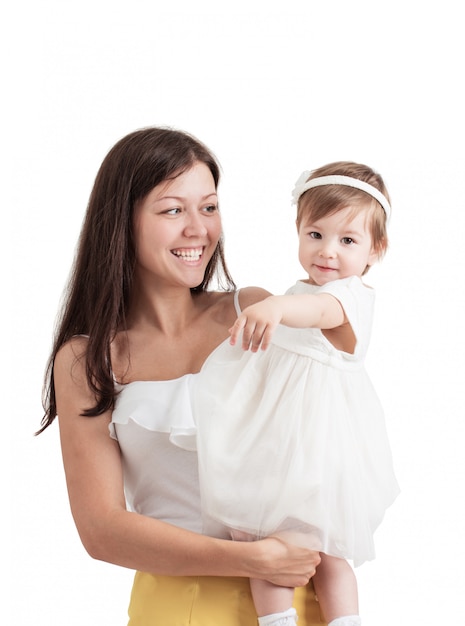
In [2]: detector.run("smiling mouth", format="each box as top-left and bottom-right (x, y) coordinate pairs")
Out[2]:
(171, 247), (203, 261)
(315, 264), (336, 271)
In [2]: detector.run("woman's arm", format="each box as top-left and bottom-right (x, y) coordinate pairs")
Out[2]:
(230, 293), (346, 351)
(54, 338), (319, 587)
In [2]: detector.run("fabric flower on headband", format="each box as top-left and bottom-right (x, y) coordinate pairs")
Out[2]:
(291, 171), (311, 204)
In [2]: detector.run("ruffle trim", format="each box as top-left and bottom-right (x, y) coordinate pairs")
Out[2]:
(109, 376), (197, 451)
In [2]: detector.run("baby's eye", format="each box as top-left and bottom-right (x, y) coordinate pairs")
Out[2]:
(309, 231), (322, 239)
(342, 237), (355, 245)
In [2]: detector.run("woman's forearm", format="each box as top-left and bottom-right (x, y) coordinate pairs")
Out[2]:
(81, 508), (318, 587)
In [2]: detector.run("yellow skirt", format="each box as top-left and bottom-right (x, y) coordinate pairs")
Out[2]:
(127, 572), (325, 625)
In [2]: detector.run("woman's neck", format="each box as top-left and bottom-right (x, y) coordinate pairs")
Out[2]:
(112, 288), (233, 383)
(127, 284), (201, 337)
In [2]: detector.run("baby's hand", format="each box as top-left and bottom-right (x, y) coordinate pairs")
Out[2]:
(229, 297), (283, 351)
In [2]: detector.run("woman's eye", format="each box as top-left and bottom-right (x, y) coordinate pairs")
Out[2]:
(203, 204), (218, 213)
(164, 207), (181, 215)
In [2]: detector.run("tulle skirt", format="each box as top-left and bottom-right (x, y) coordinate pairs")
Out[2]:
(195, 340), (400, 566)
(127, 572), (324, 625)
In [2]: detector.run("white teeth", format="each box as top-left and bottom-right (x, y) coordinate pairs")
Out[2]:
(172, 248), (202, 260)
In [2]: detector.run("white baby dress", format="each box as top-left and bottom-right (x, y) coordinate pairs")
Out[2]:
(194, 276), (399, 566)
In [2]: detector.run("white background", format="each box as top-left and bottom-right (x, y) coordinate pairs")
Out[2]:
(4, 1), (464, 624)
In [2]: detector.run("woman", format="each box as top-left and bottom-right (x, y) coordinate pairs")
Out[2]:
(38, 127), (324, 625)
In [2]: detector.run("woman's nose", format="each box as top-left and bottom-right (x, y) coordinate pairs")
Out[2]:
(184, 212), (208, 237)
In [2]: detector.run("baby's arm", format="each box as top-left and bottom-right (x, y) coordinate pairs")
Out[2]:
(230, 293), (346, 351)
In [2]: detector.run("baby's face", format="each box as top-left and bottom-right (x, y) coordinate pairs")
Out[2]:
(297, 204), (379, 285)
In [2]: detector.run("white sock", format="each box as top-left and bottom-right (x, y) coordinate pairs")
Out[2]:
(328, 616), (361, 626)
(258, 607), (298, 625)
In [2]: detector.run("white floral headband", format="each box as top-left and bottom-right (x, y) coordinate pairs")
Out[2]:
(292, 171), (391, 221)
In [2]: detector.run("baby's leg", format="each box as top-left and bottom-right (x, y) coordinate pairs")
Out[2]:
(232, 530), (297, 625)
(312, 554), (360, 626)
(250, 578), (295, 618)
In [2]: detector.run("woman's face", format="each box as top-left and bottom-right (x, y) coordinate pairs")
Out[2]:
(133, 161), (222, 290)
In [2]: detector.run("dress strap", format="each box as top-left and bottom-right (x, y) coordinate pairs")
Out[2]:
(233, 290), (242, 315)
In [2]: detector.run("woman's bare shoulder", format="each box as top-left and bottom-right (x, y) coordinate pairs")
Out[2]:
(204, 286), (271, 316)
(53, 337), (93, 399)
(236, 286), (272, 309)
(54, 336), (88, 371)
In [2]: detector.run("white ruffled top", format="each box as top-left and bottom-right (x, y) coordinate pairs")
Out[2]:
(108, 292), (242, 537)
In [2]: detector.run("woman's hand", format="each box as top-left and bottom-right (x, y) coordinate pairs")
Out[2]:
(248, 536), (321, 587)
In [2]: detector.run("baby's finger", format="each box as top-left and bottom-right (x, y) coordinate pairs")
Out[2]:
(229, 316), (246, 346)
(259, 326), (275, 351)
(240, 321), (258, 351)
(250, 324), (268, 352)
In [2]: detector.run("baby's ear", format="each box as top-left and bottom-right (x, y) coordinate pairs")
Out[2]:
(373, 234), (388, 260)
(367, 246), (381, 268)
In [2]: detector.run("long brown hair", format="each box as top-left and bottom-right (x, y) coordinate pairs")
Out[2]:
(38, 127), (235, 433)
